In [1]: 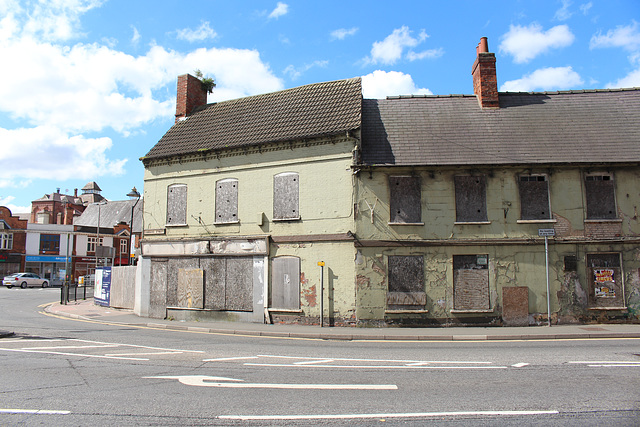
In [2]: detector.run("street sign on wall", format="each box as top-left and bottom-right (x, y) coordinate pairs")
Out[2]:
(538, 229), (556, 237)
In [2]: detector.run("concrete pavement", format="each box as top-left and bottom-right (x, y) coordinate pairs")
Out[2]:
(36, 297), (640, 341)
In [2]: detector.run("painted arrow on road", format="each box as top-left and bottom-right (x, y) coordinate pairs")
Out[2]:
(145, 375), (397, 390)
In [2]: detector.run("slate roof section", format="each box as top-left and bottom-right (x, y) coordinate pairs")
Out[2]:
(74, 200), (143, 233)
(361, 89), (640, 166)
(144, 77), (362, 161)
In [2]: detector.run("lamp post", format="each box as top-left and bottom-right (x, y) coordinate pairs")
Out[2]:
(127, 187), (141, 266)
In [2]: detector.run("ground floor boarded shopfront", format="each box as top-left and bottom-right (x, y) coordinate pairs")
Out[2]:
(354, 240), (640, 326)
(140, 236), (357, 325)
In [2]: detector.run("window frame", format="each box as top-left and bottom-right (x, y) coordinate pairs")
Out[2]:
(215, 178), (239, 224)
(386, 255), (427, 312)
(87, 236), (104, 253)
(0, 233), (13, 250)
(39, 234), (60, 253)
(454, 175), (489, 224)
(517, 174), (553, 222)
(584, 173), (617, 220)
(273, 172), (300, 221)
(166, 183), (188, 226)
(451, 254), (491, 313)
(388, 176), (424, 225)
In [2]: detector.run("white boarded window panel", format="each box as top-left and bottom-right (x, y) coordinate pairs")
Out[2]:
(215, 178), (238, 223)
(167, 184), (187, 225)
(274, 172), (299, 220)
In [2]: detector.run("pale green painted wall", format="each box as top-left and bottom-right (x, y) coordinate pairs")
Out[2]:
(354, 166), (640, 323)
(143, 139), (356, 238)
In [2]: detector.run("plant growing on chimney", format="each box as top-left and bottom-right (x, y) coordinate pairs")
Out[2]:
(194, 69), (216, 94)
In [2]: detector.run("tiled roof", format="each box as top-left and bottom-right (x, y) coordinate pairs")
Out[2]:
(143, 78), (362, 161)
(361, 88), (640, 166)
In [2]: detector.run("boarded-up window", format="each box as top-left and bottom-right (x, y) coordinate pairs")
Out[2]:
(587, 253), (624, 309)
(389, 176), (422, 224)
(215, 178), (238, 223)
(585, 175), (617, 219)
(177, 268), (204, 309)
(519, 175), (551, 220)
(387, 255), (426, 310)
(274, 172), (299, 220)
(455, 176), (487, 222)
(453, 255), (490, 310)
(167, 184), (187, 225)
(202, 257), (253, 311)
(271, 256), (300, 310)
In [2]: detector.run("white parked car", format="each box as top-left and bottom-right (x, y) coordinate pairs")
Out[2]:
(2, 272), (49, 289)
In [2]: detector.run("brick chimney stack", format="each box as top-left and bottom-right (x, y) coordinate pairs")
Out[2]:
(472, 37), (499, 109)
(175, 74), (208, 123)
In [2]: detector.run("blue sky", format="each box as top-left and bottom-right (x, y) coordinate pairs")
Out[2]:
(0, 0), (639, 213)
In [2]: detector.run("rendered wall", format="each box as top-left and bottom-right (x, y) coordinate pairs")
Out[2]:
(354, 165), (640, 324)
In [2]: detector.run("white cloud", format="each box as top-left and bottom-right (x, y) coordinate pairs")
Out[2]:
(283, 60), (328, 80)
(0, 196), (30, 214)
(9, 0), (104, 42)
(580, 2), (593, 15)
(406, 48), (444, 61)
(607, 68), (640, 88)
(499, 23), (575, 63)
(500, 66), (584, 92)
(590, 21), (640, 51)
(330, 27), (358, 40)
(0, 126), (127, 183)
(554, 0), (573, 21)
(367, 26), (433, 65)
(175, 21), (217, 42)
(0, 2), (284, 187)
(361, 70), (432, 98)
(268, 2), (289, 19)
(131, 26), (140, 45)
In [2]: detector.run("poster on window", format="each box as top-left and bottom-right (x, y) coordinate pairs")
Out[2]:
(594, 268), (616, 298)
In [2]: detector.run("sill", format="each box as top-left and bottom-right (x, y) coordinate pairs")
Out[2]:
(388, 222), (425, 226)
(214, 220), (240, 225)
(268, 308), (303, 314)
(587, 307), (627, 311)
(166, 306), (209, 311)
(165, 223), (187, 227)
(273, 217), (301, 222)
(517, 219), (557, 224)
(451, 309), (493, 314)
(385, 309), (429, 314)
(584, 219), (623, 223)
(454, 221), (491, 225)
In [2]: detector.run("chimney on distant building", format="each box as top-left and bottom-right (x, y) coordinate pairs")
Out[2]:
(472, 37), (499, 109)
(175, 74), (208, 123)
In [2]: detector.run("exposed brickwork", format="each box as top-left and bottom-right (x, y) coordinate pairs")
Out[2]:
(472, 53), (499, 109)
(175, 74), (208, 123)
(585, 221), (622, 238)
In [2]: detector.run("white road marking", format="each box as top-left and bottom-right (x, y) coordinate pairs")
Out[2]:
(294, 359), (334, 365)
(203, 356), (259, 362)
(26, 345), (120, 350)
(0, 408), (70, 415)
(257, 354), (492, 364)
(512, 363), (530, 368)
(107, 351), (184, 356)
(245, 363), (508, 370)
(586, 364), (640, 367)
(0, 347), (149, 360)
(219, 410), (559, 421)
(146, 375), (397, 390)
(569, 361), (640, 364)
(68, 339), (204, 353)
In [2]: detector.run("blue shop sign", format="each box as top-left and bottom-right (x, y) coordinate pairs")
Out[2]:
(26, 255), (71, 263)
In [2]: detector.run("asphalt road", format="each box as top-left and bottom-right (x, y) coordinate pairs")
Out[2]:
(1, 287), (639, 426)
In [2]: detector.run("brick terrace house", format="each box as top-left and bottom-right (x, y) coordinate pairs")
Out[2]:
(0, 207), (27, 276)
